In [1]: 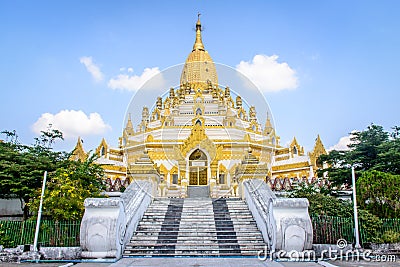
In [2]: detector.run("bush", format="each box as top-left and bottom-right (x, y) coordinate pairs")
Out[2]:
(359, 209), (382, 243)
(381, 230), (400, 244)
(0, 223), (15, 248)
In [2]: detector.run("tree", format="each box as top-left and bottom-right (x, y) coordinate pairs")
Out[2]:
(289, 182), (353, 217)
(374, 126), (400, 175)
(29, 154), (105, 221)
(348, 124), (389, 171)
(289, 182), (383, 243)
(0, 128), (68, 219)
(317, 150), (351, 187)
(356, 170), (400, 218)
(317, 124), (394, 186)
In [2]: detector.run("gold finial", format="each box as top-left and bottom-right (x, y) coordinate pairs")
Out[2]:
(197, 12), (201, 25)
(193, 13), (205, 51)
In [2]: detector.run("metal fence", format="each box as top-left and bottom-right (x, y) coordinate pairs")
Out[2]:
(312, 215), (400, 244)
(2, 216), (400, 247)
(0, 220), (80, 247)
(312, 215), (354, 244)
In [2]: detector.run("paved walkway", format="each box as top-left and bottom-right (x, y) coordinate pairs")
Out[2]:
(2, 257), (399, 267)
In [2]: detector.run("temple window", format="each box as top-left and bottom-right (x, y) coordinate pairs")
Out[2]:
(196, 107), (202, 115)
(293, 146), (298, 155)
(100, 146), (105, 156)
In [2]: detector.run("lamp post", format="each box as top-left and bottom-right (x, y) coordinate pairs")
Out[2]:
(33, 171), (47, 252)
(351, 166), (361, 249)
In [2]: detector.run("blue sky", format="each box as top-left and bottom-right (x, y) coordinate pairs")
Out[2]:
(1, 1), (399, 152)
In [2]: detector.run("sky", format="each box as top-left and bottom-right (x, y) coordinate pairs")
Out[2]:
(1, 0), (399, 153)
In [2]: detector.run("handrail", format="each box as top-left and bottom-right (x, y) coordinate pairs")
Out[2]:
(243, 179), (275, 249)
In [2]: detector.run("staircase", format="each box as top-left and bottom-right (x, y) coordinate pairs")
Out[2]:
(123, 198), (266, 257)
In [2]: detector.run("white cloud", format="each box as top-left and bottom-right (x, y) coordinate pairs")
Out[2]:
(328, 131), (357, 151)
(32, 110), (111, 139)
(108, 67), (161, 91)
(236, 54), (298, 92)
(80, 56), (104, 82)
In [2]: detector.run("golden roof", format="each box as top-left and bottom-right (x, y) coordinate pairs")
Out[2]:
(180, 14), (218, 87)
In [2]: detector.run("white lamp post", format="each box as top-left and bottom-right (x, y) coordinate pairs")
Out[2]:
(33, 171), (47, 252)
(351, 166), (361, 249)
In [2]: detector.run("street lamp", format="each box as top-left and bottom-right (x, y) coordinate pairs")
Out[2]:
(351, 166), (361, 249)
(33, 171), (47, 253)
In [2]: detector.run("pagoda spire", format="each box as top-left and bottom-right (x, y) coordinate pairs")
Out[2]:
(193, 13), (205, 51)
(70, 136), (87, 161)
(264, 112), (274, 135)
(126, 113), (133, 130)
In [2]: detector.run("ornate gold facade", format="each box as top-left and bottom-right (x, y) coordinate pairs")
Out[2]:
(73, 16), (327, 194)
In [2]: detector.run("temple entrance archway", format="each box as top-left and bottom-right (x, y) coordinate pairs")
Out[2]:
(189, 149), (208, 185)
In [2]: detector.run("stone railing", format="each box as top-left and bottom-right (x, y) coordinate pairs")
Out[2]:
(243, 179), (313, 253)
(243, 179), (276, 251)
(80, 180), (153, 259)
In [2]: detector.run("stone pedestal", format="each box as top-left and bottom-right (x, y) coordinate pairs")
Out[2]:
(80, 181), (153, 259)
(243, 179), (313, 253)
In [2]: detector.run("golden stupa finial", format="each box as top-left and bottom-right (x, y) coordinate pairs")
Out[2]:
(193, 13), (205, 51)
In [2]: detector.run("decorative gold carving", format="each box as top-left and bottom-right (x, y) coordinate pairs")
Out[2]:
(272, 162), (309, 171)
(180, 123), (216, 160)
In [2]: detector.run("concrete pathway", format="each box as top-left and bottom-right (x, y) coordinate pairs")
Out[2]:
(2, 257), (399, 267)
(107, 258), (324, 267)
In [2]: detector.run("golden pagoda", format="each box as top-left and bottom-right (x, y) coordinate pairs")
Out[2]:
(73, 16), (327, 195)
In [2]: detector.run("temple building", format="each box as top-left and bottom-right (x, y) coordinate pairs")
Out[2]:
(72, 16), (327, 196)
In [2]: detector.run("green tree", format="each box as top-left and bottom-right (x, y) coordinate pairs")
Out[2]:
(289, 182), (353, 217)
(317, 150), (351, 187)
(356, 170), (400, 218)
(29, 154), (105, 221)
(0, 128), (68, 219)
(348, 124), (389, 171)
(317, 124), (394, 186)
(374, 126), (400, 175)
(289, 182), (383, 243)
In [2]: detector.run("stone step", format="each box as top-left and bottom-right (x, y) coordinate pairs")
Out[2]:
(142, 213), (251, 217)
(139, 218), (257, 222)
(136, 228), (260, 233)
(125, 246), (263, 251)
(139, 218), (255, 222)
(126, 243), (265, 249)
(134, 231), (263, 236)
(143, 211), (252, 215)
(129, 240), (264, 244)
(123, 198), (265, 257)
(140, 219), (255, 223)
(123, 252), (262, 257)
(144, 209), (251, 212)
(137, 225), (258, 229)
(145, 207), (250, 210)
